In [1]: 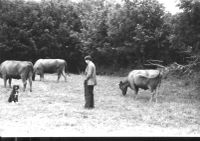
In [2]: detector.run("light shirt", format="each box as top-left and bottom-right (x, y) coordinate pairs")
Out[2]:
(85, 61), (97, 86)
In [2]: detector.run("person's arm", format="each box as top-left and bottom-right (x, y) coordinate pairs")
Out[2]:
(85, 64), (93, 81)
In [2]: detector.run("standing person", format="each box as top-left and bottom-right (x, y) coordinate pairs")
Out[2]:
(84, 55), (97, 109)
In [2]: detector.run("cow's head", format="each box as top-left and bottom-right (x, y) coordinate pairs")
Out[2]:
(161, 67), (170, 79)
(161, 63), (178, 79)
(119, 81), (129, 96)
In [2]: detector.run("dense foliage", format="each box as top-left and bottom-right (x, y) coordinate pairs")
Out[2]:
(0, 0), (200, 73)
(0, 0), (83, 72)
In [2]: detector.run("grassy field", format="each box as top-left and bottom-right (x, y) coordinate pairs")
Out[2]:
(0, 74), (200, 137)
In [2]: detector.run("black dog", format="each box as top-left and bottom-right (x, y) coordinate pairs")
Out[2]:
(8, 85), (19, 103)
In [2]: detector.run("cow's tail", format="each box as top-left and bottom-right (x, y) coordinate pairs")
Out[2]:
(26, 63), (34, 80)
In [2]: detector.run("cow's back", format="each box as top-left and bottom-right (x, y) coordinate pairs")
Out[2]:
(34, 59), (66, 73)
(1, 61), (20, 76)
(0, 60), (33, 78)
(128, 70), (161, 90)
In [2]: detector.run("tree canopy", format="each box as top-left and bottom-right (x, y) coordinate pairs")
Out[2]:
(0, 0), (200, 73)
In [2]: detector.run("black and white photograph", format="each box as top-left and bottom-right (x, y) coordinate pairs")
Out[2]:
(0, 0), (200, 137)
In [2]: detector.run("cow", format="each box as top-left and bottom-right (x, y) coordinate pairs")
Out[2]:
(119, 69), (169, 102)
(32, 59), (68, 82)
(0, 60), (33, 92)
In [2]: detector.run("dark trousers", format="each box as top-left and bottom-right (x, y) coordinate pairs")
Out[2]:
(84, 84), (94, 108)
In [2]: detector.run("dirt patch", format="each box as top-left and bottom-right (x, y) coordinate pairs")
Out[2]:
(0, 74), (200, 137)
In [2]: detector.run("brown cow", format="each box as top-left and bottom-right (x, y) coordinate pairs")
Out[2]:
(33, 59), (68, 82)
(0, 60), (33, 92)
(119, 69), (168, 102)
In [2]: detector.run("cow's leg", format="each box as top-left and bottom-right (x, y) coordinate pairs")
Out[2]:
(8, 78), (12, 88)
(23, 81), (27, 91)
(61, 69), (67, 82)
(155, 89), (158, 103)
(155, 82), (162, 103)
(154, 87), (160, 103)
(21, 78), (27, 91)
(3, 75), (7, 88)
(155, 91), (158, 103)
(154, 89), (157, 103)
(32, 71), (36, 81)
(40, 74), (44, 81)
(40, 74), (42, 81)
(57, 72), (61, 82)
(149, 89), (156, 102)
(134, 87), (139, 100)
(28, 76), (32, 92)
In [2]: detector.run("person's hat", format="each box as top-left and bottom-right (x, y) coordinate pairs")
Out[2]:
(84, 55), (92, 61)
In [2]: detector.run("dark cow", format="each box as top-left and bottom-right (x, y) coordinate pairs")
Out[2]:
(119, 69), (166, 102)
(33, 59), (68, 82)
(0, 60), (33, 92)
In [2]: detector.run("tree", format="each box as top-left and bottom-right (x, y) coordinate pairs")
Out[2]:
(0, 0), (83, 72)
(179, 0), (200, 54)
(107, 0), (169, 66)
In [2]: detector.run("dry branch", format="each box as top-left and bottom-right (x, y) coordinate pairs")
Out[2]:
(145, 60), (165, 68)
(146, 59), (163, 63)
